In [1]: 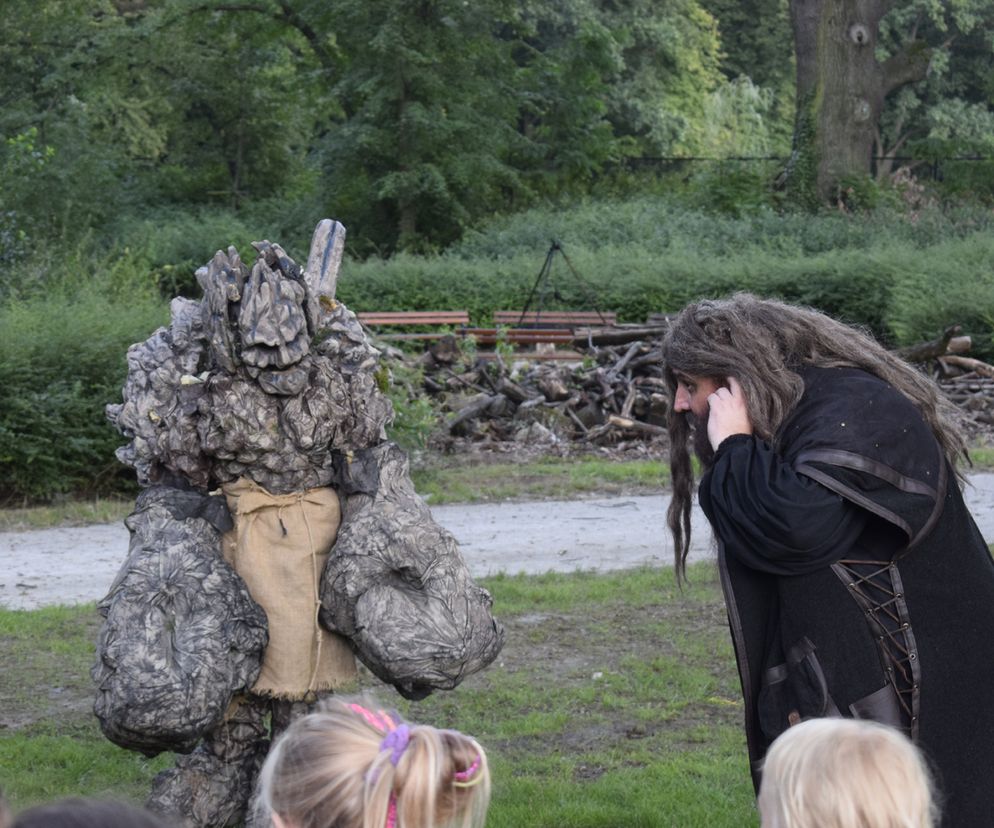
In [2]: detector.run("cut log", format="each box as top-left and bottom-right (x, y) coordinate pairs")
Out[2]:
(572, 325), (668, 347)
(896, 325), (962, 363)
(496, 378), (533, 404)
(606, 341), (643, 380)
(948, 336), (972, 355)
(937, 356), (994, 379)
(446, 394), (501, 432)
(606, 415), (667, 436)
(536, 373), (571, 402)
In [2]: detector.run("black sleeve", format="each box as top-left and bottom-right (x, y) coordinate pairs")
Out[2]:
(698, 434), (868, 576)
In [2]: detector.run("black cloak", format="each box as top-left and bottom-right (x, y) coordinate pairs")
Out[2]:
(699, 366), (994, 828)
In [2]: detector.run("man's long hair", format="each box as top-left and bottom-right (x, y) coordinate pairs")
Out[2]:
(662, 293), (968, 582)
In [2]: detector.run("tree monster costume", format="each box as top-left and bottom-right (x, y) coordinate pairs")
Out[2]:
(701, 366), (994, 828)
(94, 220), (505, 827)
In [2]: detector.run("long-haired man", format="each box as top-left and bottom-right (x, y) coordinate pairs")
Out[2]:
(663, 293), (994, 827)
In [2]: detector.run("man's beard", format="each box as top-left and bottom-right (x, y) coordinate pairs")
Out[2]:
(691, 412), (716, 470)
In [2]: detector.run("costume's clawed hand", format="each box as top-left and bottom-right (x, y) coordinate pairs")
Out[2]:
(706, 376), (753, 451)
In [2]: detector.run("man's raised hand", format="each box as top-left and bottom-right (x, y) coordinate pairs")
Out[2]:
(706, 376), (753, 450)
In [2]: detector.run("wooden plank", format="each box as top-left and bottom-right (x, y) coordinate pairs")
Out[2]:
(493, 310), (617, 327)
(460, 327), (575, 345)
(645, 312), (673, 326)
(475, 349), (585, 362)
(374, 332), (452, 341)
(358, 311), (470, 325)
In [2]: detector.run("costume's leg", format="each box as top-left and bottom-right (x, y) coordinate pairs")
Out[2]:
(242, 696), (321, 828)
(270, 697), (318, 738)
(146, 695), (270, 828)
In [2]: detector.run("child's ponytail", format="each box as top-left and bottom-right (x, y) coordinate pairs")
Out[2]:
(389, 723), (490, 828)
(256, 697), (490, 828)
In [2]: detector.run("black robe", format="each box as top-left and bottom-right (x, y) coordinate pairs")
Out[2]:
(699, 366), (994, 827)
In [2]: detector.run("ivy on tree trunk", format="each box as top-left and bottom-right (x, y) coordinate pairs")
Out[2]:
(783, 0), (931, 206)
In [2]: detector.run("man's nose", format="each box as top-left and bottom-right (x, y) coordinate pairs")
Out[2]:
(674, 387), (689, 412)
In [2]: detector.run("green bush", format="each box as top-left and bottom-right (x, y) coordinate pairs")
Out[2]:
(380, 361), (440, 451)
(108, 208), (271, 297)
(448, 194), (994, 261)
(885, 233), (994, 359)
(4, 197), (994, 502)
(338, 201), (994, 346)
(683, 161), (780, 217)
(0, 248), (167, 502)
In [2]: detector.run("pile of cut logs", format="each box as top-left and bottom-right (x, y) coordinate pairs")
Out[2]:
(940, 373), (994, 430)
(899, 325), (994, 435)
(377, 323), (994, 449)
(403, 337), (670, 448)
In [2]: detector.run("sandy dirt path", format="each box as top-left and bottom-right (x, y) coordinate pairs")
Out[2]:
(3, 474), (994, 611)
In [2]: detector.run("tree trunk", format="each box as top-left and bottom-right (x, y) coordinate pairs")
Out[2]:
(398, 202), (417, 242)
(784, 0), (930, 205)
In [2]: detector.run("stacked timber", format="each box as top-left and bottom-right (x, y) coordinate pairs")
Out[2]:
(409, 338), (669, 448)
(902, 325), (994, 434)
(939, 373), (994, 430)
(374, 325), (994, 450)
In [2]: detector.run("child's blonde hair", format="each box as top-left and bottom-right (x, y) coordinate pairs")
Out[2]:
(757, 718), (938, 828)
(255, 697), (490, 828)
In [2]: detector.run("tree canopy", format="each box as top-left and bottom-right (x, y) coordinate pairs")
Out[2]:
(1, 0), (992, 257)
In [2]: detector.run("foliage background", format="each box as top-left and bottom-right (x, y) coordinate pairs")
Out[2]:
(1, 0), (993, 502)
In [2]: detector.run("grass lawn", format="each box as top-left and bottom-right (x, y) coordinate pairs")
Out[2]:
(0, 563), (758, 827)
(4, 449), (991, 822)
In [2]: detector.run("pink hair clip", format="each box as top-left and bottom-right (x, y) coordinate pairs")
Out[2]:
(453, 755), (483, 788)
(349, 703), (396, 734)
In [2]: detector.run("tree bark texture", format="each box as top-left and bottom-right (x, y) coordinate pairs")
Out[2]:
(786, 0), (930, 203)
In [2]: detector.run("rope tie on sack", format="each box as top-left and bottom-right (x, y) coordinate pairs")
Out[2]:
(274, 492), (325, 695)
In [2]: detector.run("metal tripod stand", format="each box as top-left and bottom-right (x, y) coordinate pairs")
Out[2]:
(515, 240), (610, 327)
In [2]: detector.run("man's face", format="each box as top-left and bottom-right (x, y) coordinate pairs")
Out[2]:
(673, 375), (720, 419)
(674, 374), (721, 468)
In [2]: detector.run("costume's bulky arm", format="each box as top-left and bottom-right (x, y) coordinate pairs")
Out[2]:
(320, 443), (505, 700)
(699, 434), (868, 576)
(92, 486), (269, 756)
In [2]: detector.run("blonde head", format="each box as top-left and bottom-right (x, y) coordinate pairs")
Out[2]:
(757, 718), (938, 828)
(255, 697), (490, 828)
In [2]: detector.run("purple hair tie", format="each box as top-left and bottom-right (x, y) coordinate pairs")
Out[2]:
(380, 723), (411, 766)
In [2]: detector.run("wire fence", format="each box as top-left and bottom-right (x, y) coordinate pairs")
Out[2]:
(620, 155), (994, 181)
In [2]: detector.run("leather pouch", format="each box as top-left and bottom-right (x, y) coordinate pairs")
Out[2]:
(849, 682), (903, 730)
(758, 636), (840, 743)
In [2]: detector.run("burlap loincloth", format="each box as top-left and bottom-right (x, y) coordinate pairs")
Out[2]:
(221, 478), (357, 699)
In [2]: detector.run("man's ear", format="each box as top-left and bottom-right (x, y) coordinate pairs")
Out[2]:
(272, 812), (292, 828)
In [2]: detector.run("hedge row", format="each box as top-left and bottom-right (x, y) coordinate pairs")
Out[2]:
(339, 205), (994, 354)
(3, 202), (993, 502)
(0, 249), (167, 502)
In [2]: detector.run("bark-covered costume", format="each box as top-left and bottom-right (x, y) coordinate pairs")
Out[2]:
(700, 366), (994, 827)
(93, 220), (504, 827)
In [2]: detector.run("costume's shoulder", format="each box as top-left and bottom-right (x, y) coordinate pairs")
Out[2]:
(778, 366), (946, 547)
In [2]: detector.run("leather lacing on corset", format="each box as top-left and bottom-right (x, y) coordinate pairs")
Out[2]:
(832, 558), (920, 739)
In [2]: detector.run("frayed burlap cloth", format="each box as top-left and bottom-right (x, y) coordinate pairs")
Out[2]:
(222, 478), (357, 698)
